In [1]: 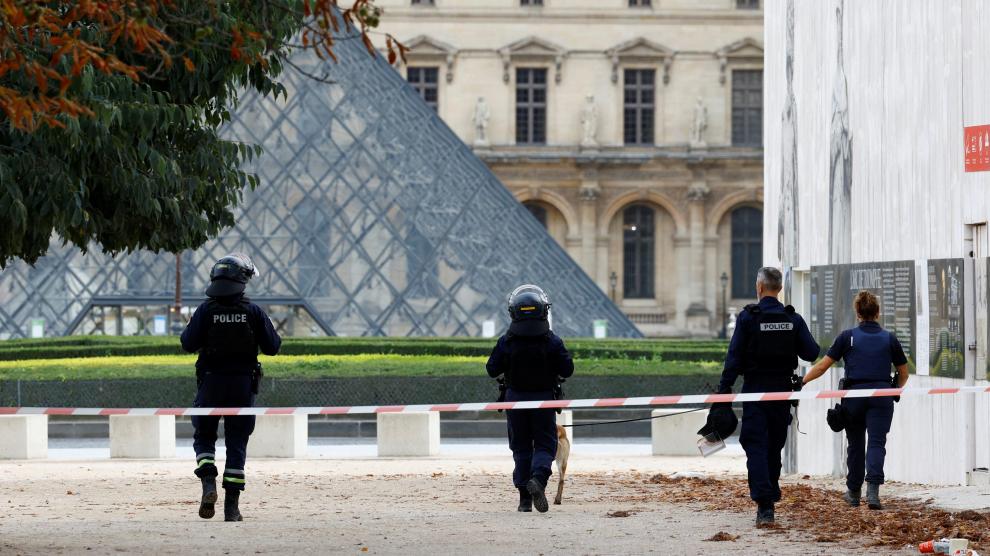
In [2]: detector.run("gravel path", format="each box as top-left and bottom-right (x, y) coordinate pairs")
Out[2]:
(0, 455), (921, 555)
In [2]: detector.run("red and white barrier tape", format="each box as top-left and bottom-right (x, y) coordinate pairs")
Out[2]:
(0, 386), (987, 416)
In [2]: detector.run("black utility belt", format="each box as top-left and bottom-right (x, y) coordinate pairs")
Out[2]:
(741, 370), (794, 380)
(840, 377), (893, 388)
(505, 386), (556, 393)
(200, 370), (254, 377)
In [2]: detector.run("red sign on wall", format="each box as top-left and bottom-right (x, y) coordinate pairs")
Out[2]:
(965, 124), (990, 172)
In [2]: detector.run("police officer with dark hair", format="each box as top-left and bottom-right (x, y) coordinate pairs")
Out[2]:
(180, 253), (282, 522)
(802, 290), (909, 510)
(486, 285), (573, 513)
(712, 267), (819, 525)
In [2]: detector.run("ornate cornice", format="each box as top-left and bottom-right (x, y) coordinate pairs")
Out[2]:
(606, 37), (675, 85)
(402, 35), (459, 83)
(716, 37), (763, 84)
(498, 36), (568, 84)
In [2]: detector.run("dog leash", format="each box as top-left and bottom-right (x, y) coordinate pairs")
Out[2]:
(561, 407), (706, 428)
(562, 382), (720, 428)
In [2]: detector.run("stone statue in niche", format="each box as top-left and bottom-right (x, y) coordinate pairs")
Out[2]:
(690, 96), (708, 148)
(472, 96), (490, 147)
(686, 181), (711, 202)
(580, 94), (598, 148)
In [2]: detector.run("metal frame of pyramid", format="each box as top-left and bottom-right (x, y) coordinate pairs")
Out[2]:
(0, 29), (641, 339)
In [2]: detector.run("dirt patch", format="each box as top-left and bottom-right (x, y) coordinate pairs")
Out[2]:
(643, 474), (990, 551)
(1, 458), (904, 555)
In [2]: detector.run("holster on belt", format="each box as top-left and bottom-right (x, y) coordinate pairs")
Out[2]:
(552, 377), (565, 415)
(495, 377), (507, 412)
(251, 363), (264, 395)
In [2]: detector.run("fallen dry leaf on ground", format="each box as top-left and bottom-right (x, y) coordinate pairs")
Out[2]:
(606, 510), (636, 518)
(641, 474), (989, 551)
(705, 532), (738, 542)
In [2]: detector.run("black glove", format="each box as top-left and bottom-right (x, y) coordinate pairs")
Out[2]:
(789, 374), (802, 407)
(890, 374), (900, 403)
(495, 377), (507, 412)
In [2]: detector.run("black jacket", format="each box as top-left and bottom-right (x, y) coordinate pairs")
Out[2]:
(486, 331), (574, 392)
(180, 296), (282, 374)
(718, 296), (819, 392)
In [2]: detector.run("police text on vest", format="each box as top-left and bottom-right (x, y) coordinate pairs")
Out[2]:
(760, 322), (793, 331)
(214, 314), (247, 324)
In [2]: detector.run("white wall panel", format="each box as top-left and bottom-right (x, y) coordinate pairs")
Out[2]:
(961, 0), (990, 224)
(768, 0), (990, 485)
(766, 0), (990, 266)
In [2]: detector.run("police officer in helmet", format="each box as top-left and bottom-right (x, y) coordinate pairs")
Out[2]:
(486, 285), (573, 513)
(711, 267), (819, 525)
(180, 253), (282, 521)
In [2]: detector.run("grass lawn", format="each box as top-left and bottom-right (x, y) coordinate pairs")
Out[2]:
(0, 354), (723, 381)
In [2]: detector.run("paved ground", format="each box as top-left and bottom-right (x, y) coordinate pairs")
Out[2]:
(0, 441), (943, 555)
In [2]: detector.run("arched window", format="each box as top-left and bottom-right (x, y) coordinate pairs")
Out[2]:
(623, 204), (655, 299)
(525, 203), (548, 228)
(731, 207), (763, 298)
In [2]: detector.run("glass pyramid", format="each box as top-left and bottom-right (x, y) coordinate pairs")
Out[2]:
(0, 29), (640, 339)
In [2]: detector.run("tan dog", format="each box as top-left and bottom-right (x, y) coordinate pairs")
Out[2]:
(553, 424), (570, 505)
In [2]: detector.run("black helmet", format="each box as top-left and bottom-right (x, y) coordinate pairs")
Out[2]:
(506, 284), (551, 336)
(205, 253), (257, 297)
(826, 404), (848, 432)
(697, 403), (738, 442)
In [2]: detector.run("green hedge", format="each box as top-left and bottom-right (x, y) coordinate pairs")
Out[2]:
(0, 335), (727, 363)
(0, 374), (720, 407)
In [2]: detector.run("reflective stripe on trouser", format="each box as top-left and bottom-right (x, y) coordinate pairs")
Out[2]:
(223, 468), (246, 490)
(191, 374), (256, 489)
(194, 453), (218, 479)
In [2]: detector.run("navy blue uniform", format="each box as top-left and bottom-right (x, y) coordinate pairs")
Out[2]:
(181, 296), (281, 491)
(826, 321), (907, 490)
(718, 296), (819, 504)
(486, 332), (573, 489)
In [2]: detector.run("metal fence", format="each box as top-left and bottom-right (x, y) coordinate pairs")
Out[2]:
(0, 375), (717, 408)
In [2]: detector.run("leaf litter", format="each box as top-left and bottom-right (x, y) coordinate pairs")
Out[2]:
(643, 474), (989, 551)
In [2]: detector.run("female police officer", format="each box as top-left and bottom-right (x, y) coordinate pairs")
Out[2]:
(486, 285), (573, 513)
(181, 253), (282, 521)
(803, 290), (909, 510)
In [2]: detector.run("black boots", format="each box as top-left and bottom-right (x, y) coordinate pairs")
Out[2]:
(526, 478), (549, 513)
(198, 479), (243, 521)
(755, 502), (775, 525)
(224, 488), (243, 522)
(199, 478), (218, 519)
(865, 482), (882, 510)
(843, 488), (861, 507)
(517, 488), (533, 512)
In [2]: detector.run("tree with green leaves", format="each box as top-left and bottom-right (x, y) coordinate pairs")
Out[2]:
(0, 0), (403, 267)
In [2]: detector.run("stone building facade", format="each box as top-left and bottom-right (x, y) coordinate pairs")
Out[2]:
(377, 0), (765, 336)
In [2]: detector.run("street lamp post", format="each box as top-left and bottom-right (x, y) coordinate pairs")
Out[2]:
(719, 272), (729, 339)
(609, 271), (618, 302)
(171, 252), (184, 335)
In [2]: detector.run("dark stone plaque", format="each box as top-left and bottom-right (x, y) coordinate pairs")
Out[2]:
(810, 260), (916, 366)
(927, 259), (965, 378)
